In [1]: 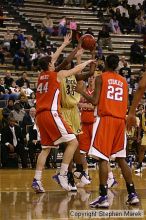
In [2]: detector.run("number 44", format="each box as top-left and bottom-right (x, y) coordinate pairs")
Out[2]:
(37, 82), (48, 93)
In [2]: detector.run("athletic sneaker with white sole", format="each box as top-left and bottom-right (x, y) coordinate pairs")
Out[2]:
(32, 178), (45, 193)
(74, 171), (91, 185)
(90, 195), (109, 208)
(126, 193), (140, 205)
(52, 173), (71, 191)
(67, 172), (77, 191)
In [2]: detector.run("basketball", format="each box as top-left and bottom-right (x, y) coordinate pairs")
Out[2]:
(81, 34), (96, 51)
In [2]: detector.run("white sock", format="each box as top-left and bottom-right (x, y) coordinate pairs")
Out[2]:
(108, 171), (114, 179)
(34, 170), (42, 181)
(60, 163), (68, 175)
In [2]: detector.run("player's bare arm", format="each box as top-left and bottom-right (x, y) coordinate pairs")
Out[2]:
(127, 73), (146, 131)
(75, 75), (102, 106)
(51, 32), (72, 65)
(57, 59), (94, 82)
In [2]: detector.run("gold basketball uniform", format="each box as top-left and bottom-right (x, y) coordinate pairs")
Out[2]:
(141, 113), (146, 145)
(60, 75), (81, 135)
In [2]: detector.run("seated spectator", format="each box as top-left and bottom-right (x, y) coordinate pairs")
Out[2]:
(13, 48), (31, 71)
(19, 93), (31, 110)
(3, 29), (13, 51)
(31, 49), (46, 68)
(9, 81), (20, 99)
(128, 4), (138, 31)
(21, 83), (33, 97)
(117, 55), (130, 71)
(16, 28), (25, 47)
(28, 92), (36, 107)
(85, 27), (94, 36)
(36, 30), (47, 49)
(10, 102), (26, 125)
(119, 61), (131, 82)
(1, 116), (27, 168)
(16, 72), (30, 88)
(21, 107), (36, 137)
(109, 15), (121, 34)
(42, 13), (54, 36)
(69, 16), (77, 31)
(135, 13), (145, 34)
(130, 40), (144, 64)
(25, 35), (35, 55)
(58, 16), (67, 36)
(119, 13), (132, 34)
(97, 25), (113, 51)
(10, 34), (21, 56)
(0, 78), (10, 100)
(4, 70), (14, 88)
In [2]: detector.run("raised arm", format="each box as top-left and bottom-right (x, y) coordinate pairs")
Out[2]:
(57, 59), (94, 81)
(51, 33), (72, 64)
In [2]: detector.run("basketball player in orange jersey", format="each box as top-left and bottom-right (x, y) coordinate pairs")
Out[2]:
(78, 75), (117, 188)
(127, 72), (146, 131)
(32, 34), (94, 193)
(76, 54), (139, 207)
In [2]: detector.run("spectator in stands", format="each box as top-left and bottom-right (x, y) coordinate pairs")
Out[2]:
(13, 48), (31, 70)
(130, 40), (144, 64)
(21, 83), (33, 97)
(0, 45), (5, 65)
(16, 71), (30, 88)
(0, 78), (10, 100)
(4, 70), (14, 88)
(42, 13), (54, 36)
(97, 25), (113, 51)
(28, 92), (36, 107)
(135, 13), (145, 34)
(58, 16), (67, 36)
(16, 29), (25, 47)
(128, 4), (138, 31)
(109, 15), (121, 34)
(119, 12), (132, 34)
(118, 55), (130, 71)
(25, 35), (35, 55)
(119, 61), (131, 82)
(10, 102), (25, 125)
(9, 81), (20, 98)
(5, 98), (15, 111)
(3, 29), (13, 51)
(10, 34), (21, 56)
(85, 27), (95, 36)
(1, 116), (27, 168)
(36, 31), (47, 50)
(31, 49), (46, 68)
(116, 2), (129, 18)
(69, 16), (77, 31)
(19, 93), (31, 110)
(21, 107), (36, 138)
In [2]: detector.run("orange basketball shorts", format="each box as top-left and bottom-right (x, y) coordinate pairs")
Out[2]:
(79, 123), (93, 154)
(36, 111), (76, 148)
(89, 116), (127, 161)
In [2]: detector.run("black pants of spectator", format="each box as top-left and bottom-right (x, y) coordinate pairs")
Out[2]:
(1, 143), (28, 168)
(0, 52), (4, 64)
(27, 141), (41, 168)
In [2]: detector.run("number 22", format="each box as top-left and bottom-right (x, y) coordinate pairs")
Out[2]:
(107, 86), (123, 101)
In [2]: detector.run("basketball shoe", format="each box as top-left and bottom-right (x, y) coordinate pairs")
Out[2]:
(74, 170), (91, 187)
(67, 172), (77, 191)
(32, 178), (45, 193)
(52, 173), (71, 191)
(126, 193), (140, 205)
(90, 196), (109, 208)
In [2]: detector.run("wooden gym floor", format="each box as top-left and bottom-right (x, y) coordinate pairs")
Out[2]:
(0, 168), (146, 220)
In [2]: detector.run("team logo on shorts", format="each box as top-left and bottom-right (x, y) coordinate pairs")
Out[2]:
(54, 113), (58, 117)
